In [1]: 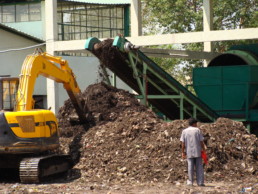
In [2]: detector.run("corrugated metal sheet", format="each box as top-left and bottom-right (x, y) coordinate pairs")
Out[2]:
(0, 23), (44, 43)
(63, 0), (130, 4)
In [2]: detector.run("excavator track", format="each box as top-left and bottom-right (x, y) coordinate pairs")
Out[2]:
(19, 154), (74, 183)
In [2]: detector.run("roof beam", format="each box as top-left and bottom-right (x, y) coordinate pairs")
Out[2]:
(127, 28), (258, 46)
(54, 39), (87, 52)
(53, 28), (258, 52)
(54, 41), (220, 60)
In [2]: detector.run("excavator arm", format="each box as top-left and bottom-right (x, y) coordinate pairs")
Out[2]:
(15, 51), (87, 123)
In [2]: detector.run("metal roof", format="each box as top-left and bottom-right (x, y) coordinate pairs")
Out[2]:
(63, 0), (130, 5)
(0, 23), (44, 43)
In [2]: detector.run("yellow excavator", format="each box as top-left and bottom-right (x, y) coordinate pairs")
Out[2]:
(0, 50), (87, 183)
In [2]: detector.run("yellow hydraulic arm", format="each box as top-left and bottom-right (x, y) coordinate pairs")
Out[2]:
(16, 51), (87, 123)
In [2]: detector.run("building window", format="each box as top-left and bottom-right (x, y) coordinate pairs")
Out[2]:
(16, 4), (29, 22)
(57, 2), (128, 41)
(2, 5), (15, 23)
(0, 1), (41, 23)
(29, 3), (41, 21)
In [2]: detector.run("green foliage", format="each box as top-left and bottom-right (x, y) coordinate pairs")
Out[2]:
(143, 0), (203, 33)
(142, 0), (258, 84)
(143, 0), (257, 34)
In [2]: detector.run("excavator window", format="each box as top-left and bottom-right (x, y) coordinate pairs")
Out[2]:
(0, 77), (19, 111)
(33, 95), (46, 109)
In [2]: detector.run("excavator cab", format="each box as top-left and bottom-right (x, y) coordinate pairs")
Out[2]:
(0, 77), (19, 111)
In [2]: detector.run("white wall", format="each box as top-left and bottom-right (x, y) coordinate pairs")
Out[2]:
(0, 29), (46, 95)
(58, 56), (99, 105)
(59, 55), (132, 107)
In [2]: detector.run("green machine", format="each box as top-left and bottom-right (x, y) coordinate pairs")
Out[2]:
(193, 44), (258, 135)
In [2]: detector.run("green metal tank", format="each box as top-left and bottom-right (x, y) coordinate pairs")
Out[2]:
(193, 44), (258, 134)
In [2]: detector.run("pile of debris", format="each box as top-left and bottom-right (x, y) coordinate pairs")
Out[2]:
(58, 82), (257, 184)
(199, 119), (257, 181)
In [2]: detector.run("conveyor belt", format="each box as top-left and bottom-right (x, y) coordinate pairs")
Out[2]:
(85, 36), (218, 122)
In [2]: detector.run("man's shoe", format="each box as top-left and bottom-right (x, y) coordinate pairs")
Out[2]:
(186, 180), (193, 186)
(198, 184), (205, 187)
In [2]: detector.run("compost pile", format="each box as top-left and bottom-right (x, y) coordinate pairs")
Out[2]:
(57, 38), (257, 184)
(57, 82), (257, 184)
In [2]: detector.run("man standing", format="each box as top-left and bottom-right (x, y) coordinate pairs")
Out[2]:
(180, 118), (206, 186)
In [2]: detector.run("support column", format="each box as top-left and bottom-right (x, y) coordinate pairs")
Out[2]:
(45, 0), (59, 114)
(112, 73), (117, 87)
(203, 0), (214, 67)
(180, 92), (184, 120)
(130, 0), (142, 37)
(143, 64), (147, 106)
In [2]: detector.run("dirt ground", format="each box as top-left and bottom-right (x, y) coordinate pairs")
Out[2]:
(0, 172), (256, 193)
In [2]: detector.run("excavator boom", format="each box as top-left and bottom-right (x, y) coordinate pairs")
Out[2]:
(16, 51), (87, 123)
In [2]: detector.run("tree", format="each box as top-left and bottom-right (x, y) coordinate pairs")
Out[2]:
(141, 0), (258, 84)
